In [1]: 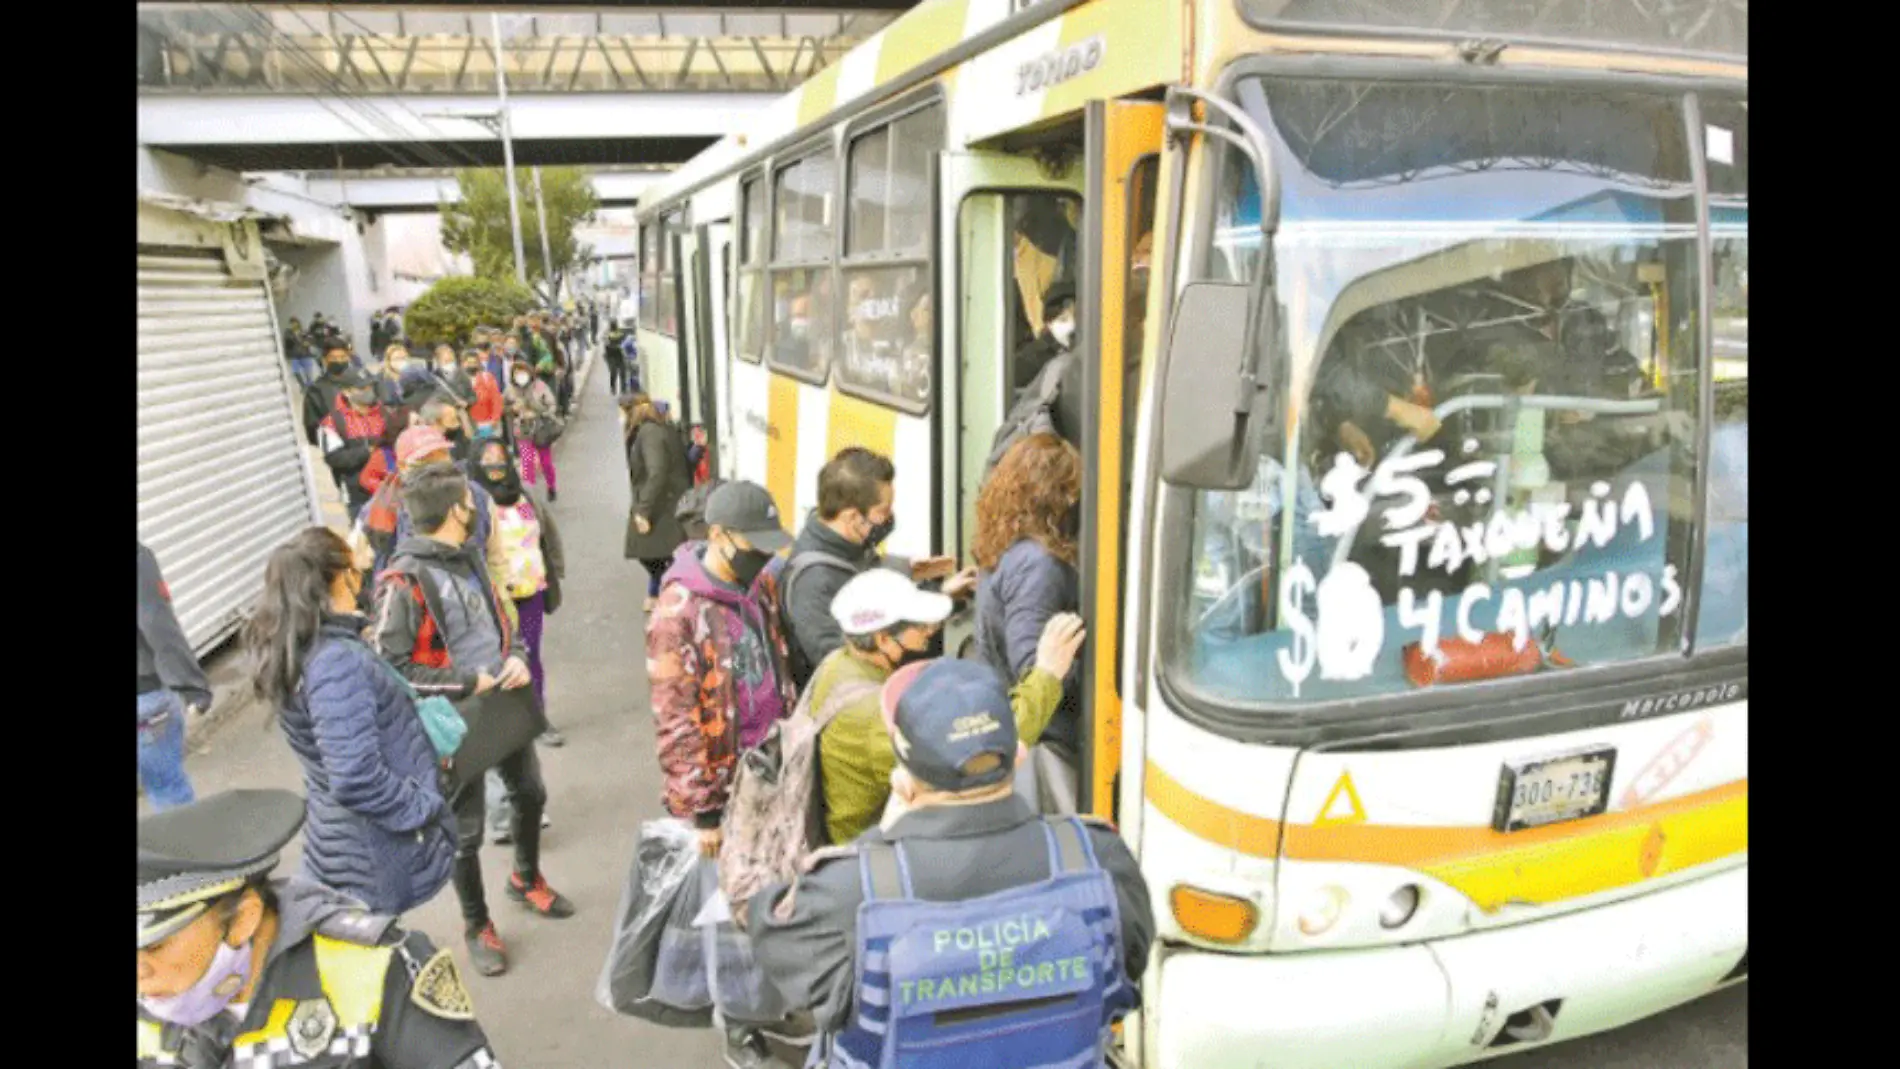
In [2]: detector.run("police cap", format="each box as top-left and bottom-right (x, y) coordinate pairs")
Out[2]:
(138, 789), (303, 949)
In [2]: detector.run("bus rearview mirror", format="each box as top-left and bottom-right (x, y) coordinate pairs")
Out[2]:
(1158, 280), (1271, 490)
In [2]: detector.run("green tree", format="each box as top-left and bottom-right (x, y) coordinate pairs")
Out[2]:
(440, 167), (598, 306)
(402, 276), (537, 350)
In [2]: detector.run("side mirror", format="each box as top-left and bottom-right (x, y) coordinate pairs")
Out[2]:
(1158, 280), (1274, 489)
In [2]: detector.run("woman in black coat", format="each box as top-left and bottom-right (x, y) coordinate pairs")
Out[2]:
(620, 393), (692, 612)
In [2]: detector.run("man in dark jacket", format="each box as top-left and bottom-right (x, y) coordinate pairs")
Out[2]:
(138, 542), (211, 810)
(317, 366), (391, 521)
(375, 465), (574, 978)
(746, 659), (1153, 1066)
(781, 448), (975, 689)
(302, 342), (357, 447)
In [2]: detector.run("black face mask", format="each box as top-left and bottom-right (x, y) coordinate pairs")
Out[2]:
(865, 514), (896, 549)
(884, 632), (932, 670)
(721, 537), (772, 590)
(477, 461), (522, 506)
(324, 363), (349, 378)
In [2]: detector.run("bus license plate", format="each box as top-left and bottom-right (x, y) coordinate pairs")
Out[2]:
(1493, 747), (1617, 832)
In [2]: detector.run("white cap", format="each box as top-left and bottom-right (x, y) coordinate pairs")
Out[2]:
(831, 568), (954, 636)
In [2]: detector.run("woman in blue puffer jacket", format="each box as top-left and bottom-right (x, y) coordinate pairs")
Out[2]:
(972, 432), (1086, 815)
(243, 527), (455, 915)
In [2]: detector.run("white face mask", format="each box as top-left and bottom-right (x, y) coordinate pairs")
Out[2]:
(513, 374), (531, 388)
(1048, 315), (1076, 349)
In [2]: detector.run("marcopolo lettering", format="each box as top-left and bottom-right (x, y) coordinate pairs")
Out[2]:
(1015, 36), (1105, 97)
(1620, 682), (1742, 720)
(898, 913), (1090, 1008)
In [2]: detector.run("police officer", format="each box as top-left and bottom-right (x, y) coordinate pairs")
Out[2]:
(138, 789), (503, 1068)
(745, 659), (1154, 1068)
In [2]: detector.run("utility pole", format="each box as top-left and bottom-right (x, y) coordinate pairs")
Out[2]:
(491, 12), (526, 286)
(531, 166), (556, 303)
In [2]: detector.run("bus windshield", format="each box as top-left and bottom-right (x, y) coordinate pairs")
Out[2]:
(1168, 76), (1746, 710)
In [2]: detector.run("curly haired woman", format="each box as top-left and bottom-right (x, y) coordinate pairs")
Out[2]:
(971, 432), (1085, 814)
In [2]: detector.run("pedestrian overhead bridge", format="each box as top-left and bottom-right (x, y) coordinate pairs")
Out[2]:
(137, 3), (908, 171)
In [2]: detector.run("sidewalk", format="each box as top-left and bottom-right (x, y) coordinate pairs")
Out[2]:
(143, 364), (727, 1067)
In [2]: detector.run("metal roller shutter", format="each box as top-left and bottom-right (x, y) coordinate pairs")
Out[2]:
(138, 250), (320, 654)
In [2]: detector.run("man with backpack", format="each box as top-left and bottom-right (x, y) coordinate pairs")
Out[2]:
(645, 479), (798, 1069)
(986, 284), (1088, 479)
(744, 657), (1154, 1069)
(375, 465), (576, 979)
(779, 448), (976, 691)
(816, 571), (1083, 847)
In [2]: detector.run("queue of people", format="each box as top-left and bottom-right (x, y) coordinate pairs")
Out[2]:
(141, 312), (1158, 1067)
(630, 435), (1146, 1068)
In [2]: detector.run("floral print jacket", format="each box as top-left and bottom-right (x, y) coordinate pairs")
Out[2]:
(645, 542), (797, 827)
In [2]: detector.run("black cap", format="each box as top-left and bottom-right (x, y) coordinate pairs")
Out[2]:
(138, 790), (303, 948)
(703, 481), (792, 553)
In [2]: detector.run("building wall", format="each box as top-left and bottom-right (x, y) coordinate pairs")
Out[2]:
(137, 147), (380, 359)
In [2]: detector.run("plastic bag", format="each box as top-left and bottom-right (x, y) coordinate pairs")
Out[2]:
(693, 862), (792, 1028)
(595, 819), (714, 1027)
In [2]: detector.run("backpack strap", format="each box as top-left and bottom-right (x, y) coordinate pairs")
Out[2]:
(858, 840), (912, 902)
(1044, 816), (1095, 875)
(779, 549), (860, 621)
(809, 676), (883, 735)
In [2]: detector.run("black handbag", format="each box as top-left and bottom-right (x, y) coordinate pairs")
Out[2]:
(528, 414), (566, 448)
(446, 685), (548, 790)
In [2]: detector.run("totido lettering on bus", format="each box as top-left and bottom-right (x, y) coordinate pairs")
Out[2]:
(1015, 36), (1104, 97)
(1277, 444), (1680, 695)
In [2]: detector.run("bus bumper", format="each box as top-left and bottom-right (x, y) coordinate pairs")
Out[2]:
(1149, 863), (1746, 1069)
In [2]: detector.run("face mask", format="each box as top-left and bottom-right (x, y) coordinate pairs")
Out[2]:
(722, 537), (772, 589)
(864, 514), (896, 548)
(513, 374), (531, 388)
(1048, 316), (1076, 349)
(442, 424), (463, 442)
(140, 932), (253, 1027)
(883, 632), (932, 671)
(325, 363), (349, 378)
(387, 360), (408, 376)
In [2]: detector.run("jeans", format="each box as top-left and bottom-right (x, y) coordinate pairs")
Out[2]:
(137, 690), (195, 811)
(290, 357), (319, 389)
(641, 558), (671, 600)
(451, 742), (547, 931)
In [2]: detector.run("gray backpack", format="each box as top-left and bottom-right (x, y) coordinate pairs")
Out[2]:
(984, 349), (1073, 475)
(718, 651), (881, 928)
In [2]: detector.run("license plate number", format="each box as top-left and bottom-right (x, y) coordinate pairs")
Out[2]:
(1493, 747), (1617, 832)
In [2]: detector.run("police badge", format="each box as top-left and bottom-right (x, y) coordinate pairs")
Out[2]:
(288, 999), (339, 1058)
(411, 948), (476, 1020)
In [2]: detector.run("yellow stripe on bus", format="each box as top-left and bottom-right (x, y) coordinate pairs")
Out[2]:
(877, 0), (969, 85)
(796, 63), (844, 126)
(825, 387), (899, 467)
(766, 374), (802, 523)
(1145, 760), (1748, 911)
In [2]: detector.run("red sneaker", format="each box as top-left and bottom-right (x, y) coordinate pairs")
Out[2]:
(506, 872), (576, 919)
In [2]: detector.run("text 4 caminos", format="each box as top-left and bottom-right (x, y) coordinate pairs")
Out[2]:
(1277, 443), (1679, 696)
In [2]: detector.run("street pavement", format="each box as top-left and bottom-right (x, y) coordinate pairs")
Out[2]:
(142, 363), (1746, 1067)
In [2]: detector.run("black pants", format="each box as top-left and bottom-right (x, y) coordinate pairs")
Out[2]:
(449, 742), (547, 932)
(605, 355), (627, 394)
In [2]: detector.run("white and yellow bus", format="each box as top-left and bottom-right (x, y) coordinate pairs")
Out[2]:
(634, 1), (1746, 1065)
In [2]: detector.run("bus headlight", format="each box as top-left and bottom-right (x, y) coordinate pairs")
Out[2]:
(1297, 886), (1349, 937)
(1380, 885), (1421, 929)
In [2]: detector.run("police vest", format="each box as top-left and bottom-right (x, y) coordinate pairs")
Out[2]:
(829, 817), (1135, 1069)
(138, 911), (488, 1069)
